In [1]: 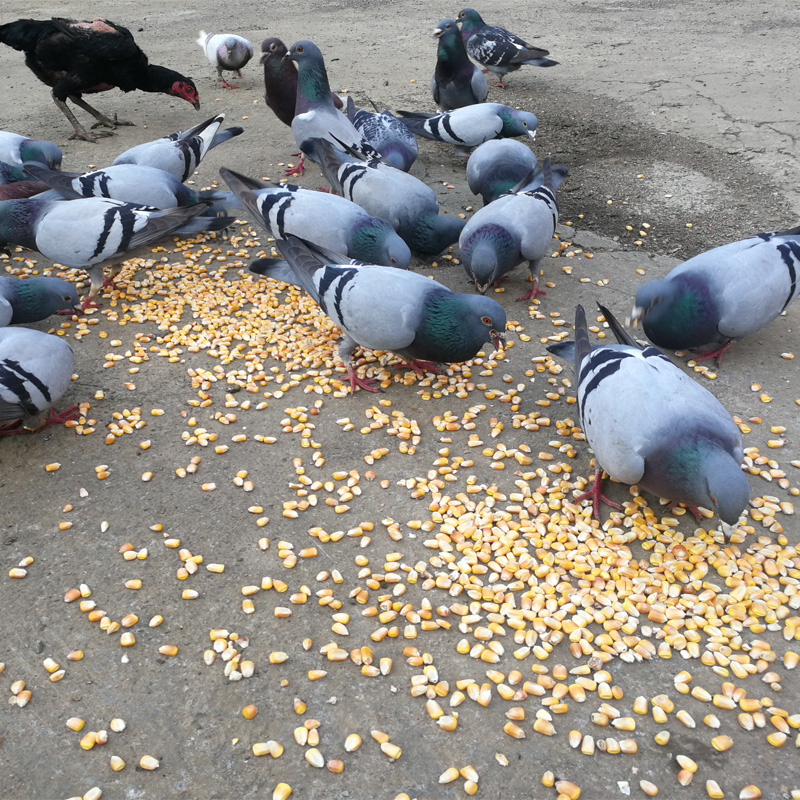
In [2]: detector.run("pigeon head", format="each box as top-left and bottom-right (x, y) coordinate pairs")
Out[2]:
(348, 218), (411, 269)
(19, 139), (62, 170)
(457, 8), (485, 32)
(223, 36), (239, 54)
(260, 37), (288, 66)
(460, 224), (518, 292)
(408, 213), (465, 256)
(415, 288), (507, 362)
(632, 276), (720, 350)
(704, 450), (750, 526)
(499, 108), (538, 141)
(287, 41), (332, 107)
(433, 19), (458, 39)
(9, 276), (79, 323)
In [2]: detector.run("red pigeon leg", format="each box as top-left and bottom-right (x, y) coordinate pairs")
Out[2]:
(575, 468), (623, 519)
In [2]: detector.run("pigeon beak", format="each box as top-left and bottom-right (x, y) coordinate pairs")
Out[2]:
(629, 305), (645, 327)
(433, 27), (443, 37)
(720, 520), (735, 544)
(283, 52), (294, 62)
(475, 282), (489, 295)
(490, 331), (505, 351)
(526, 129), (537, 142)
(259, 52), (270, 65)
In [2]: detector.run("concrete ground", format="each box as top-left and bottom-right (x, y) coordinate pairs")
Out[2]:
(1, 1), (799, 799)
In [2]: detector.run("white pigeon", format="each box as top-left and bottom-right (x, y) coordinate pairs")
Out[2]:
(196, 31), (254, 89)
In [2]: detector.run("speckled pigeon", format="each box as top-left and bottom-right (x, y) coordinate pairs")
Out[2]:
(459, 158), (566, 299)
(547, 304), (749, 534)
(346, 96), (417, 172)
(466, 138), (538, 205)
(287, 40), (381, 175)
(311, 137), (464, 256)
(0, 276), (79, 326)
(217, 170), (409, 267)
(0, 327), (77, 435)
(397, 102), (537, 157)
(0, 195), (232, 309)
(197, 31), (253, 89)
(457, 8), (557, 88)
(0, 131), (62, 170)
(431, 18), (488, 111)
(260, 37), (343, 129)
(221, 167), (506, 394)
(632, 226), (800, 365)
(112, 113), (243, 182)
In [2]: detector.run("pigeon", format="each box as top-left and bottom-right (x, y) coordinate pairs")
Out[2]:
(24, 163), (232, 213)
(631, 226), (800, 365)
(0, 132), (62, 170)
(431, 18), (488, 111)
(112, 113), (243, 182)
(457, 8), (557, 88)
(218, 171), (410, 267)
(466, 138), (538, 205)
(260, 37), (343, 129)
(346, 97), (417, 172)
(397, 103), (537, 157)
(0, 327), (77, 435)
(0, 195), (233, 309)
(547, 304), (749, 534)
(459, 158), (567, 299)
(196, 31), (253, 89)
(221, 167), (506, 394)
(0, 276), (80, 326)
(287, 40), (380, 175)
(312, 137), (465, 256)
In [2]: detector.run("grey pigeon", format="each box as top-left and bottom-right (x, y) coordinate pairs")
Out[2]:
(0, 195), (232, 309)
(632, 226), (800, 365)
(397, 103), (537, 157)
(0, 131), (62, 170)
(457, 8), (557, 88)
(459, 158), (566, 299)
(431, 18), (488, 111)
(217, 171), (410, 267)
(0, 276), (79, 326)
(548, 304), (749, 534)
(466, 138), (538, 205)
(197, 31), (254, 89)
(312, 137), (465, 256)
(346, 96), (417, 172)
(112, 113), (243, 182)
(0, 327), (77, 434)
(287, 40), (380, 175)
(221, 167), (507, 394)
(25, 163), (232, 213)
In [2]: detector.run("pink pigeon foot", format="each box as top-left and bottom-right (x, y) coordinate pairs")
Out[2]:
(518, 278), (546, 302)
(80, 295), (100, 312)
(221, 78), (239, 90)
(491, 79), (507, 89)
(691, 341), (734, 366)
(0, 420), (24, 436)
(346, 365), (380, 394)
(285, 156), (305, 177)
(398, 359), (442, 376)
(575, 468), (623, 519)
(41, 405), (80, 428)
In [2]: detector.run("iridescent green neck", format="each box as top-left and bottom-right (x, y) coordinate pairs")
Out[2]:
(295, 62), (332, 113)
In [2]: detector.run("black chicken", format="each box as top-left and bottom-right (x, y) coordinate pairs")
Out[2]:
(0, 17), (200, 142)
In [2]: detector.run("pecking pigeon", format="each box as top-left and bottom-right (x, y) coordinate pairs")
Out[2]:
(0, 131), (62, 170)
(218, 171), (410, 267)
(112, 113), (243, 182)
(466, 138), (538, 205)
(196, 30), (253, 89)
(397, 102), (537, 157)
(25, 163), (233, 213)
(0, 276), (79, 326)
(220, 167), (506, 394)
(431, 18), (488, 112)
(311, 137), (464, 256)
(547, 304), (749, 533)
(0, 326), (77, 434)
(260, 37), (343, 129)
(459, 158), (567, 299)
(286, 40), (380, 175)
(0, 195), (233, 309)
(457, 8), (557, 88)
(631, 226), (800, 365)
(346, 97), (417, 172)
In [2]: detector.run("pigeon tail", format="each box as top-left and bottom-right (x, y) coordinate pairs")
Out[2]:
(573, 304), (593, 379)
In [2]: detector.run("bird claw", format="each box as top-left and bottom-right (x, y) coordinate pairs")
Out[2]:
(0, 420), (25, 437)
(42, 405), (80, 428)
(221, 80), (240, 90)
(91, 113), (134, 129)
(518, 279), (546, 303)
(80, 296), (100, 311)
(285, 159), (305, 177)
(70, 129), (113, 142)
(690, 341), (733, 366)
(575, 469), (623, 519)
(398, 359), (441, 376)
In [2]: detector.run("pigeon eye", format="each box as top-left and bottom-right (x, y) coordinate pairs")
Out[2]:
(270, 43), (277, 51)
(652, 297), (662, 307)
(296, 45), (304, 53)
(64, 295), (72, 301)
(481, 316), (492, 325)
